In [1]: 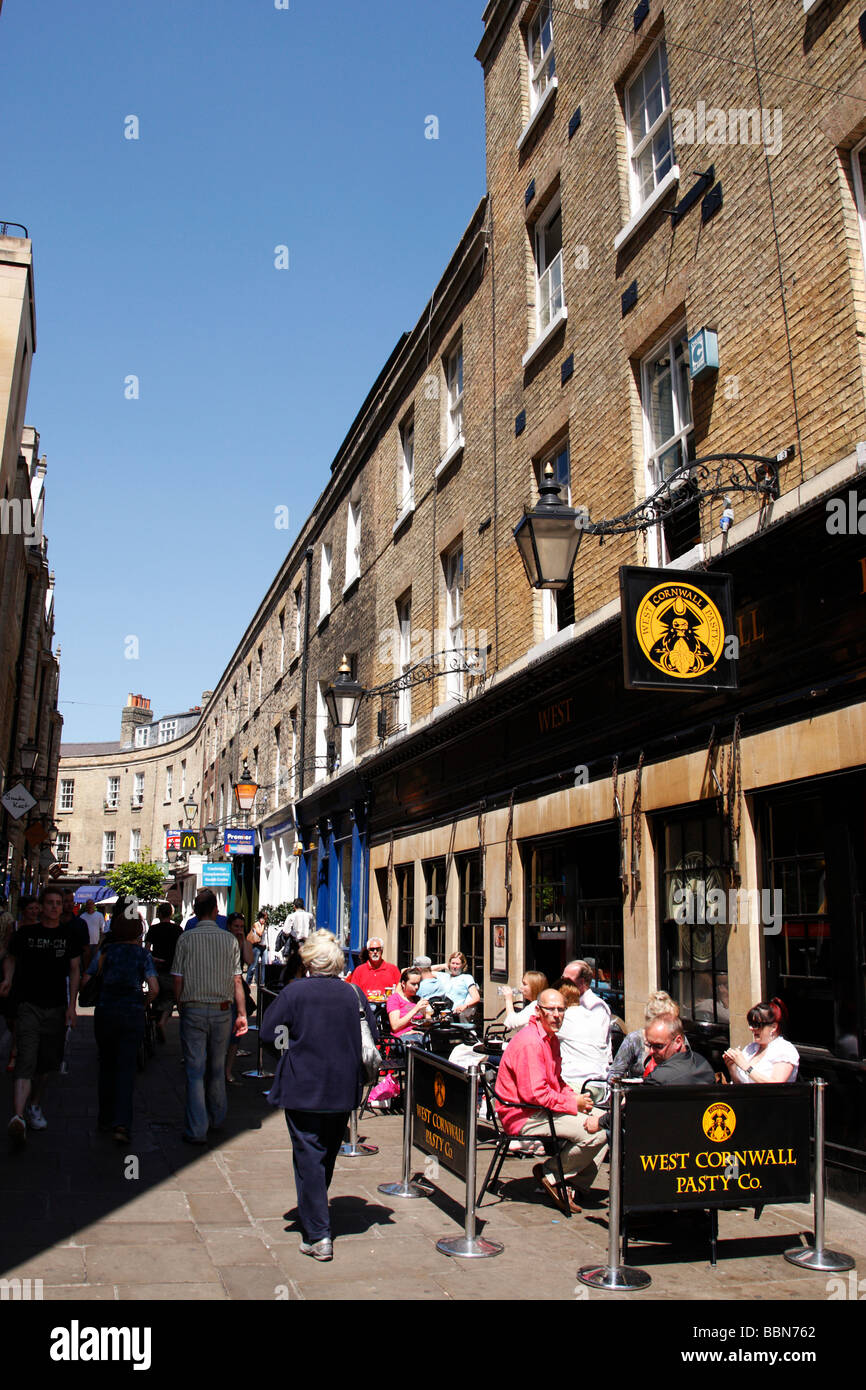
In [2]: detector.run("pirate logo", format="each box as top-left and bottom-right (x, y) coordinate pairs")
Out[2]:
(636, 583), (724, 680)
(702, 1101), (736, 1143)
(434, 1073), (447, 1109)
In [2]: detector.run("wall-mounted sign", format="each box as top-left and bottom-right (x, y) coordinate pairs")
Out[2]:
(620, 567), (737, 691)
(165, 830), (182, 853)
(263, 815), (294, 842)
(688, 327), (719, 380)
(179, 831), (200, 853)
(202, 862), (233, 887)
(224, 827), (256, 855)
(1, 783), (36, 820)
(490, 917), (509, 982)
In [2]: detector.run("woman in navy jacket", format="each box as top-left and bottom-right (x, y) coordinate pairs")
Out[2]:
(261, 929), (375, 1261)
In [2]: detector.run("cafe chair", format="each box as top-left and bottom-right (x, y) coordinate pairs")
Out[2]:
(477, 1091), (573, 1218)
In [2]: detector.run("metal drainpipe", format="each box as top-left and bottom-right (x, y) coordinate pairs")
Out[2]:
(297, 546), (314, 800)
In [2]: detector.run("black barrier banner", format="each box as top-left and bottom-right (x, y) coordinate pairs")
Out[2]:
(621, 1084), (811, 1212)
(412, 1053), (470, 1181)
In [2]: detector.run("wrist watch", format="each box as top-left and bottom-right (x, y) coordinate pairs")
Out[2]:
(746, 1065), (754, 1075)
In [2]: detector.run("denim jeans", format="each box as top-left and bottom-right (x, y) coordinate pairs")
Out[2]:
(94, 1007), (145, 1130)
(179, 1004), (233, 1141)
(245, 947), (263, 985)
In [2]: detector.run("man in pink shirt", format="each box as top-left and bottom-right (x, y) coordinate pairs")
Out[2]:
(347, 939), (400, 998)
(495, 989), (608, 1214)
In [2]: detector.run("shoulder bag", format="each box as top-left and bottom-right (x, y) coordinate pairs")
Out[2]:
(351, 982), (382, 1084)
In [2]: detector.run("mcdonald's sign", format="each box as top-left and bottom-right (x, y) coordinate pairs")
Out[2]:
(179, 831), (200, 853)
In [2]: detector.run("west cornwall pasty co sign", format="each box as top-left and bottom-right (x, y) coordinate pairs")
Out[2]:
(620, 567), (738, 691)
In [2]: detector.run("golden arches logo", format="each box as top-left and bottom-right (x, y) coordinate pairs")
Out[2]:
(635, 582), (725, 680)
(702, 1102), (736, 1143)
(180, 832), (199, 850)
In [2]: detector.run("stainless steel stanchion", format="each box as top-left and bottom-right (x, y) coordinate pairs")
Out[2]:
(340, 1107), (378, 1157)
(437, 1062), (503, 1258)
(378, 1048), (431, 1198)
(578, 1079), (651, 1290)
(244, 952), (261, 1033)
(784, 1078), (854, 1272)
(242, 956), (273, 1080)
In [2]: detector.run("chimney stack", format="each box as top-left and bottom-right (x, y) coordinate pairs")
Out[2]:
(120, 693), (152, 749)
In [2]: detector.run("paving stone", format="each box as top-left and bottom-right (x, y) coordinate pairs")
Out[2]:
(116, 1283), (228, 1301)
(85, 1243), (221, 1285)
(199, 1227), (279, 1266)
(187, 1192), (249, 1225)
(217, 1265), (291, 1300)
(65, 1222), (200, 1246)
(41, 1284), (119, 1300)
(1, 1247), (87, 1284)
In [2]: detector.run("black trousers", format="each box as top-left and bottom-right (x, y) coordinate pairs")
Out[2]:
(285, 1109), (349, 1243)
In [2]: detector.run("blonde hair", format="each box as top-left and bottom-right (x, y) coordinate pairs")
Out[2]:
(644, 991), (679, 1025)
(523, 971), (548, 1002)
(299, 929), (345, 978)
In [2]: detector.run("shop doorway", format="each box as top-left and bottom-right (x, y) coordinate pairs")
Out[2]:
(523, 827), (624, 1015)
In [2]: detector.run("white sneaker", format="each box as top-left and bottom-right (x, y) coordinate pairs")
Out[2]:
(7, 1114), (26, 1145)
(25, 1104), (47, 1131)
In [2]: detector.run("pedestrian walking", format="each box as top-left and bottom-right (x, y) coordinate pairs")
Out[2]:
(82, 898), (158, 1143)
(261, 929), (375, 1261)
(0, 885), (81, 1145)
(171, 889), (248, 1145)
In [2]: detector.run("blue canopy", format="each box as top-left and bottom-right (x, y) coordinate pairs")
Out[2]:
(72, 883), (112, 905)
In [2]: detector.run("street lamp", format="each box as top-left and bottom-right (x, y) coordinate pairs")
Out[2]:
(513, 461), (583, 590)
(234, 762), (259, 814)
(203, 822), (219, 850)
(325, 654), (365, 730)
(18, 740), (39, 775)
(183, 798), (198, 827)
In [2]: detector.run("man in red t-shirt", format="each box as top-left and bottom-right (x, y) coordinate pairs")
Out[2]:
(346, 938), (400, 998)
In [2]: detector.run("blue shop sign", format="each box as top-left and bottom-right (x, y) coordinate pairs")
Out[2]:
(224, 827), (256, 855)
(688, 327), (719, 380)
(202, 862), (233, 887)
(264, 815), (295, 841)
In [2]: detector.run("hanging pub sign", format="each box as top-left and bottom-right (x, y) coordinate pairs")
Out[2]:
(619, 567), (737, 691)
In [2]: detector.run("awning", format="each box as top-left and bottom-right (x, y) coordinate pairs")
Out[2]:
(72, 884), (113, 905)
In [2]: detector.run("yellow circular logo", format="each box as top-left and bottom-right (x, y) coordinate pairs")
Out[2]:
(702, 1102), (736, 1143)
(434, 1073), (446, 1109)
(635, 582), (725, 680)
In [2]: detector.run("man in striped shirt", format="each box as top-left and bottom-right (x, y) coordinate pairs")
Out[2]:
(172, 889), (248, 1145)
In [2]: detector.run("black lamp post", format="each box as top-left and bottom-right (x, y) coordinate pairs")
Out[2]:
(513, 461), (583, 590)
(325, 654), (365, 730)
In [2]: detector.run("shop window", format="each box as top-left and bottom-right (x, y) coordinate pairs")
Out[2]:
(395, 863), (414, 970)
(423, 858), (446, 962)
(659, 811), (730, 1028)
(458, 853), (485, 1012)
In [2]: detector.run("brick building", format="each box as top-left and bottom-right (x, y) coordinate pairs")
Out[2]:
(52, 1), (866, 1202)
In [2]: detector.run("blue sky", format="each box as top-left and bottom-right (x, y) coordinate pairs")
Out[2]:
(0, 0), (486, 742)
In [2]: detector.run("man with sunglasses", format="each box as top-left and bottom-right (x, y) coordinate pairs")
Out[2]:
(495, 988), (608, 1214)
(641, 1014), (715, 1086)
(346, 938), (400, 999)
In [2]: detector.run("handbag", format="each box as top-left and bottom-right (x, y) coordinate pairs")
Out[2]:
(351, 983), (382, 1084)
(79, 950), (105, 1008)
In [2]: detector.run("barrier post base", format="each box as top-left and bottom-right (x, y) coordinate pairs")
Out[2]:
(378, 1179), (432, 1199)
(783, 1245), (854, 1273)
(241, 1067), (274, 1079)
(436, 1235), (503, 1259)
(341, 1139), (378, 1156)
(577, 1263), (651, 1291)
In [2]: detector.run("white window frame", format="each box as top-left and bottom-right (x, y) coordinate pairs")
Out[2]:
(134, 726), (150, 749)
(319, 543), (332, 621)
(340, 655), (357, 768)
(624, 39), (675, 218)
(130, 828), (142, 863)
(640, 325), (695, 566)
(397, 417), (415, 523)
(537, 443), (572, 639)
(158, 719), (178, 744)
(106, 776), (119, 809)
(851, 138), (866, 289)
(444, 543), (464, 702)
(247, 662), (252, 717)
(218, 783), (225, 826)
(279, 610), (286, 674)
(445, 340), (464, 448)
(525, 196), (566, 364)
(56, 832), (70, 866)
(290, 708), (298, 800)
(132, 771), (144, 807)
(527, 0), (555, 115)
(315, 682), (328, 779)
(274, 726), (282, 800)
(345, 498), (362, 588)
(165, 765), (173, 803)
(60, 779), (74, 811)
(396, 593), (412, 730)
(180, 761), (186, 798)
(102, 831), (116, 870)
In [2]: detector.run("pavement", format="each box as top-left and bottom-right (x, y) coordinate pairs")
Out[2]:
(1, 1008), (864, 1306)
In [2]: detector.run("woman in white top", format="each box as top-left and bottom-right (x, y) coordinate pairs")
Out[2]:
(723, 998), (799, 1084)
(500, 971), (547, 1031)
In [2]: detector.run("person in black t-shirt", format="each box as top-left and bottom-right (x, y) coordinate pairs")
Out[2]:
(145, 904), (182, 1043)
(0, 885), (81, 1145)
(60, 888), (91, 972)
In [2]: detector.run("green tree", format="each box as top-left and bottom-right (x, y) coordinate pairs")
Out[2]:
(106, 860), (167, 903)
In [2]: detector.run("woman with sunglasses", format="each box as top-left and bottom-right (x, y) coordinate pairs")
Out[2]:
(723, 998), (799, 1084)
